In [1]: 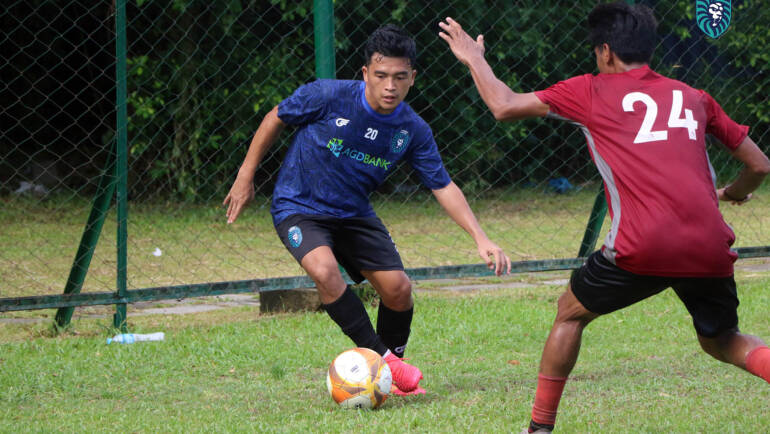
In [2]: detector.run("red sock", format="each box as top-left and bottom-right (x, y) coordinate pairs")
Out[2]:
(746, 346), (770, 383)
(531, 373), (568, 427)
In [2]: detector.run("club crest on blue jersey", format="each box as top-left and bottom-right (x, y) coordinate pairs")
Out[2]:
(696, 0), (731, 38)
(390, 130), (410, 154)
(288, 226), (303, 248)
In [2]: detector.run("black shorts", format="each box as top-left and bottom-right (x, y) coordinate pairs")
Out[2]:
(275, 213), (404, 283)
(571, 251), (739, 338)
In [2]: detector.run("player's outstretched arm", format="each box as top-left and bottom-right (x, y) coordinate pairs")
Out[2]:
(432, 181), (511, 275)
(717, 136), (770, 206)
(438, 17), (548, 121)
(224, 105), (285, 223)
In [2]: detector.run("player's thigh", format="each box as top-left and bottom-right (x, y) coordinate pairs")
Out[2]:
(571, 251), (671, 315)
(333, 216), (404, 284)
(275, 214), (343, 286)
(555, 284), (599, 323)
(672, 276), (738, 338)
(300, 246), (346, 288)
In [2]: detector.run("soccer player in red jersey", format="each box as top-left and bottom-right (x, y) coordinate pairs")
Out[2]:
(440, 2), (770, 432)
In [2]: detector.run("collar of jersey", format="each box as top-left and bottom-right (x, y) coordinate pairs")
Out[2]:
(627, 64), (651, 75)
(619, 64), (654, 78)
(596, 65), (655, 80)
(359, 81), (404, 121)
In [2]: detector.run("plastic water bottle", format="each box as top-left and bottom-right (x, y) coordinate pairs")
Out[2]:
(107, 332), (165, 344)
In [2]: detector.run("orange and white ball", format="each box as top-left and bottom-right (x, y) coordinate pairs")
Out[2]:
(326, 347), (392, 409)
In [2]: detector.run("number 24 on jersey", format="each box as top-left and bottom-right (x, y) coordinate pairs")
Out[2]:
(622, 90), (698, 144)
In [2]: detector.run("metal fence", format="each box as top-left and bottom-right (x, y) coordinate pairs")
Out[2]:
(2, 0), (768, 328)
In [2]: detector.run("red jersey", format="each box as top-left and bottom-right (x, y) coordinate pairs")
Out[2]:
(535, 66), (749, 277)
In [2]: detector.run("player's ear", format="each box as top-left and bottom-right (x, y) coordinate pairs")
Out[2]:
(410, 69), (417, 85)
(600, 43), (611, 64)
(361, 65), (369, 82)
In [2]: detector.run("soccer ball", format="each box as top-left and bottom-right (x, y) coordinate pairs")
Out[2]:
(326, 347), (392, 409)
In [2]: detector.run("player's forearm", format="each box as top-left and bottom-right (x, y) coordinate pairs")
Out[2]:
(724, 137), (770, 199)
(725, 169), (767, 200)
(465, 59), (547, 121)
(433, 182), (488, 242)
(238, 106), (285, 179)
(465, 58), (521, 120)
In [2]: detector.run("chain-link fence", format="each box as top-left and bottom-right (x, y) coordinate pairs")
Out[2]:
(2, 1), (768, 317)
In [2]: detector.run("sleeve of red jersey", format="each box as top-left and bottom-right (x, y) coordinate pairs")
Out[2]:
(534, 74), (592, 125)
(702, 90), (749, 151)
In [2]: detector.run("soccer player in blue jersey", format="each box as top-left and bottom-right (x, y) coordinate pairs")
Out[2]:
(224, 24), (511, 395)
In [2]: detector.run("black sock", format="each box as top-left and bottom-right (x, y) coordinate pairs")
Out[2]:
(528, 420), (555, 433)
(376, 302), (413, 358)
(322, 286), (387, 355)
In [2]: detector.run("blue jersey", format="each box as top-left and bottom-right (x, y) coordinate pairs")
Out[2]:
(270, 79), (451, 225)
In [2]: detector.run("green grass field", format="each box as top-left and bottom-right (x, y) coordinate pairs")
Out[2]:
(2, 184), (770, 431)
(2, 183), (769, 299)
(1, 268), (769, 432)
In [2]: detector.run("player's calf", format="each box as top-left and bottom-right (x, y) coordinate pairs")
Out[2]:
(697, 329), (770, 383)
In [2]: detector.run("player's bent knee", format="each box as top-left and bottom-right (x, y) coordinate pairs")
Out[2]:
(696, 327), (748, 364)
(395, 277), (412, 295)
(304, 262), (344, 290)
(697, 335), (723, 360)
(388, 280), (412, 301)
(377, 277), (412, 310)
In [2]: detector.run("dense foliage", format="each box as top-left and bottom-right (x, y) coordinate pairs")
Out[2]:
(3, 0), (767, 200)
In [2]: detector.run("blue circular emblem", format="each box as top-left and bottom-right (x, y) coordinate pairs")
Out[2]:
(288, 226), (303, 248)
(390, 130), (410, 153)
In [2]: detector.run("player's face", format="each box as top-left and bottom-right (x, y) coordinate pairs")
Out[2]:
(362, 53), (416, 114)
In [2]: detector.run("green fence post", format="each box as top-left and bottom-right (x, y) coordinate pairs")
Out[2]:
(53, 146), (116, 330)
(314, 0), (339, 278)
(578, 186), (608, 258)
(313, 0), (335, 79)
(113, 0), (128, 332)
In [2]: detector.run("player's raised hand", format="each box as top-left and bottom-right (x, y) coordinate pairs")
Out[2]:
(223, 175), (255, 224)
(438, 17), (485, 66)
(476, 238), (511, 276)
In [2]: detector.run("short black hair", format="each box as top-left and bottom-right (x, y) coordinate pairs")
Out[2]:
(588, 2), (658, 64)
(363, 24), (417, 68)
